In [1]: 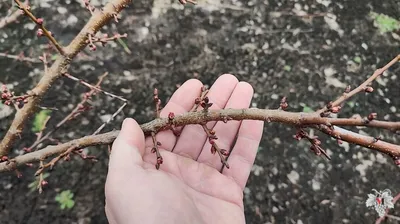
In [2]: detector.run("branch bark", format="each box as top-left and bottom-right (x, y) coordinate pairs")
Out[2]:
(1, 108), (399, 172)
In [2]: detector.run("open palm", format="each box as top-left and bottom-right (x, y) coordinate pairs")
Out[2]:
(105, 74), (264, 224)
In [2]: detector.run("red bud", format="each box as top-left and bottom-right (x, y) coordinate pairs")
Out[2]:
(365, 86), (374, 93)
(367, 113), (377, 121)
(220, 149), (229, 156)
(168, 112), (175, 120)
(41, 180), (48, 186)
(330, 106), (341, 113)
(37, 18), (44, 25)
(37, 28), (43, 37)
(157, 157), (163, 164)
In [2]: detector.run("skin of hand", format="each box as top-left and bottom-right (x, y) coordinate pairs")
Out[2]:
(105, 74), (264, 224)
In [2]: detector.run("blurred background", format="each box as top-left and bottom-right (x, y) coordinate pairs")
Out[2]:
(0, 0), (399, 223)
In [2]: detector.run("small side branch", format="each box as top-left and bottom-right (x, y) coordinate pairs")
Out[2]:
(14, 0), (65, 55)
(317, 55), (400, 114)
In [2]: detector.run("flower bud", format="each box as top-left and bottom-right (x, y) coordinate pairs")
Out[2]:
(168, 112), (175, 120)
(37, 18), (44, 25)
(330, 106), (341, 113)
(365, 86), (374, 93)
(157, 157), (163, 164)
(220, 149), (229, 156)
(41, 180), (48, 186)
(367, 113), (377, 121)
(37, 28), (43, 37)
(210, 146), (216, 154)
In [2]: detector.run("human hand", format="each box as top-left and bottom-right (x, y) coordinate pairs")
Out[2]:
(105, 74), (264, 224)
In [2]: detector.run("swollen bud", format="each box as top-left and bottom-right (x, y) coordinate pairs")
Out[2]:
(168, 112), (175, 120)
(364, 86), (374, 93)
(330, 106), (341, 113)
(37, 28), (44, 37)
(41, 180), (48, 186)
(157, 157), (163, 165)
(220, 149), (229, 156)
(37, 18), (44, 25)
(367, 113), (377, 121)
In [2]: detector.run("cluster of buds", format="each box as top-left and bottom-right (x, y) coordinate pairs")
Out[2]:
(325, 101), (341, 114)
(194, 96), (213, 111)
(86, 33), (127, 51)
(204, 127), (229, 168)
(35, 17), (54, 38)
(151, 141), (163, 169)
(293, 129), (330, 159)
(293, 129), (307, 141)
(1, 85), (28, 108)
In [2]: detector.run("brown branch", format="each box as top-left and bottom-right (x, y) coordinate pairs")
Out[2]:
(2, 108), (400, 172)
(0, 0), (132, 157)
(14, 0), (65, 55)
(0, 52), (40, 63)
(24, 73), (108, 152)
(317, 54), (400, 114)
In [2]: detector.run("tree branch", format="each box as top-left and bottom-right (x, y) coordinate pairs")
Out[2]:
(1, 108), (399, 172)
(317, 54), (400, 114)
(0, 0), (132, 157)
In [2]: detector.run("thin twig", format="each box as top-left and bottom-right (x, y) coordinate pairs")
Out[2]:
(92, 102), (127, 135)
(14, 0), (65, 55)
(63, 73), (127, 102)
(25, 73), (108, 152)
(0, 2), (24, 29)
(0, 52), (40, 63)
(317, 55), (400, 114)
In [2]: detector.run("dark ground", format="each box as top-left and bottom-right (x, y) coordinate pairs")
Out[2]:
(0, 0), (400, 223)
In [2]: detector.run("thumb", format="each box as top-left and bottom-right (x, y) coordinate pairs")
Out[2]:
(108, 118), (145, 173)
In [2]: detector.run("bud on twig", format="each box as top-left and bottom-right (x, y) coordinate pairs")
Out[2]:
(330, 106), (341, 113)
(368, 113), (377, 121)
(280, 97), (288, 110)
(37, 28), (43, 37)
(37, 18), (44, 25)
(364, 86), (374, 93)
(168, 112), (175, 120)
